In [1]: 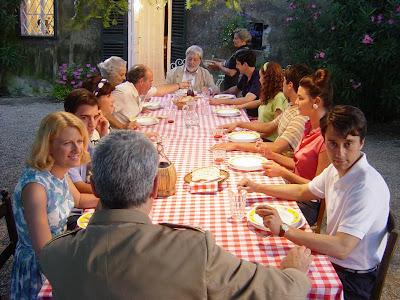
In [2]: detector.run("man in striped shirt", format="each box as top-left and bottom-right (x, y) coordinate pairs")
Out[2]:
(213, 64), (312, 155)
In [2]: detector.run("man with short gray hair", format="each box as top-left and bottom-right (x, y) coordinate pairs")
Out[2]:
(166, 45), (219, 93)
(40, 131), (312, 299)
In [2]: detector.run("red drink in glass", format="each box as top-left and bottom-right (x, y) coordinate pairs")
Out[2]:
(167, 119), (174, 123)
(214, 158), (224, 164)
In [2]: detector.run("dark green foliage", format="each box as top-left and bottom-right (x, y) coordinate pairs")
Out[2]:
(284, 0), (400, 122)
(0, 1), (24, 77)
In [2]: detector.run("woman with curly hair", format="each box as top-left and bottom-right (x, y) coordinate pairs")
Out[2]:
(237, 62), (288, 141)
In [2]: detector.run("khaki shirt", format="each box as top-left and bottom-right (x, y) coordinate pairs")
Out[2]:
(166, 65), (219, 94)
(40, 209), (311, 299)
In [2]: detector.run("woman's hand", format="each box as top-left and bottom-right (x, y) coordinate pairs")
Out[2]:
(262, 161), (288, 178)
(218, 122), (238, 133)
(96, 113), (110, 137)
(255, 141), (274, 159)
(210, 142), (237, 151)
(237, 177), (258, 193)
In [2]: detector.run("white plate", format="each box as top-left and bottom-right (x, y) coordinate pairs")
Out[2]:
(215, 108), (241, 117)
(227, 131), (260, 143)
(143, 101), (161, 110)
(247, 205), (306, 231)
(214, 94), (236, 99)
(135, 116), (159, 126)
(228, 155), (268, 171)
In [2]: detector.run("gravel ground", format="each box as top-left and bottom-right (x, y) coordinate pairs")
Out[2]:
(0, 97), (399, 298)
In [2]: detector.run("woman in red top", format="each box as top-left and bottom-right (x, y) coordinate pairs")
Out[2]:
(258, 69), (333, 224)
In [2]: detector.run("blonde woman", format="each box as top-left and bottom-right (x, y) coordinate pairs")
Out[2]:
(11, 112), (98, 300)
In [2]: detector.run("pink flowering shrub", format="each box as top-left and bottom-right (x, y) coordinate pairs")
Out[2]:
(284, 0), (400, 121)
(52, 63), (98, 101)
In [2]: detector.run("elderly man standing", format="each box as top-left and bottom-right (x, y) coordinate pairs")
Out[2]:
(40, 131), (312, 299)
(166, 45), (219, 93)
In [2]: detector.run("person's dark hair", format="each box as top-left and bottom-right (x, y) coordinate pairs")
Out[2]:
(126, 64), (148, 84)
(64, 88), (98, 113)
(92, 131), (159, 209)
(235, 50), (256, 67)
(259, 62), (283, 104)
(299, 69), (333, 109)
(320, 105), (367, 140)
(283, 64), (313, 92)
(82, 75), (115, 97)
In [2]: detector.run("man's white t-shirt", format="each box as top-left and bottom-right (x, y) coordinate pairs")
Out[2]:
(308, 153), (390, 270)
(112, 82), (157, 123)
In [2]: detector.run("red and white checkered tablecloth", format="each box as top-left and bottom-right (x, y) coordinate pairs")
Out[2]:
(37, 95), (343, 299)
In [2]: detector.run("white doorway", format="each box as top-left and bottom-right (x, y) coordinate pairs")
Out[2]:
(128, 0), (170, 85)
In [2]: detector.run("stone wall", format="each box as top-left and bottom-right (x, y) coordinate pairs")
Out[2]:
(4, 1), (102, 96)
(186, 1), (290, 66)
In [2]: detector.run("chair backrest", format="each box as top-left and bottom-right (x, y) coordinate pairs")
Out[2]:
(314, 199), (326, 234)
(170, 58), (185, 70)
(0, 189), (18, 269)
(216, 74), (225, 88)
(370, 212), (398, 300)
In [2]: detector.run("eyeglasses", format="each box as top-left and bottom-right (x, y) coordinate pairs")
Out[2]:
(94, 78), (108, 96)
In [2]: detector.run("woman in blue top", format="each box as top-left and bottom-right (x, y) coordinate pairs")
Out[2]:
(11, 111), (98, 300)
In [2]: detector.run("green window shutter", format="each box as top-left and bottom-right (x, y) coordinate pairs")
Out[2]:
(171, 0), (187, 62)
(101, 13), (128, 61)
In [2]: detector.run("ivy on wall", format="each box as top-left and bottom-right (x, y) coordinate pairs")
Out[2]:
(71, 0), (242, 29)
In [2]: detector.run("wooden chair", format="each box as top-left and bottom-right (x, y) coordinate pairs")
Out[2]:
(0, 189), (18, 270)
(370, 212), (398, 300)
(215, 74), (225, 88)
(313, 199), (326, 234)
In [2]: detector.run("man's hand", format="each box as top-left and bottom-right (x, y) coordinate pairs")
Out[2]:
(281, 246), (313, 273)
(218, 122), (238, 133)
(237, 177), (259, 193)
(145, 131), (159, 140)
(179, 81), (190, 89)
(210, 142), (237, 151)
(126, 121), (140, 130)
(255, 205), (282, 236)
(97, 114), (110, 137)
(209, 98), (225, 105)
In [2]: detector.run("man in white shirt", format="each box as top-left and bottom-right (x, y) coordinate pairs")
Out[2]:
(238, 105), (390, 299)
(112, 64), (189, 125)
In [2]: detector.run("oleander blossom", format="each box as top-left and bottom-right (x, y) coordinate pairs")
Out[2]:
(286, 16), (294, 23)
(314, 51), (326, 60)
(362, 34), (374, 45)
(288, 2), (296, 10)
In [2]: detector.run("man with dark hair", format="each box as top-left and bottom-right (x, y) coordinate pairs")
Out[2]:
(40, 130), (313, 299)
(210, 50), (261, 117)
(112, 64), (189, 125)
(238, 105), (390, 300)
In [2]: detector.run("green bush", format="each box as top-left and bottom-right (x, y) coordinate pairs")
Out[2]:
(284, 0), (400, 122)
(52, 84), (72, 102)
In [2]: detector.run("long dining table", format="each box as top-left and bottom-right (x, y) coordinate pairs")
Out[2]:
(37, 94), (343, 299)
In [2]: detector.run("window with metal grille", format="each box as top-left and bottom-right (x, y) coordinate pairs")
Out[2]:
(20, 0), (56, 37)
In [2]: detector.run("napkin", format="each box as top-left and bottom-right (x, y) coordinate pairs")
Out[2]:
(189, 181), (219, 194)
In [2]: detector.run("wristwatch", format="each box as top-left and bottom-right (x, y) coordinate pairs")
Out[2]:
(279, 223), (290, 237)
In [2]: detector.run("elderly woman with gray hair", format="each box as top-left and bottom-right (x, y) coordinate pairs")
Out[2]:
(98, 56), (127, 87)
(166, 45), (219, 94)
(208, 28), (251, 90)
